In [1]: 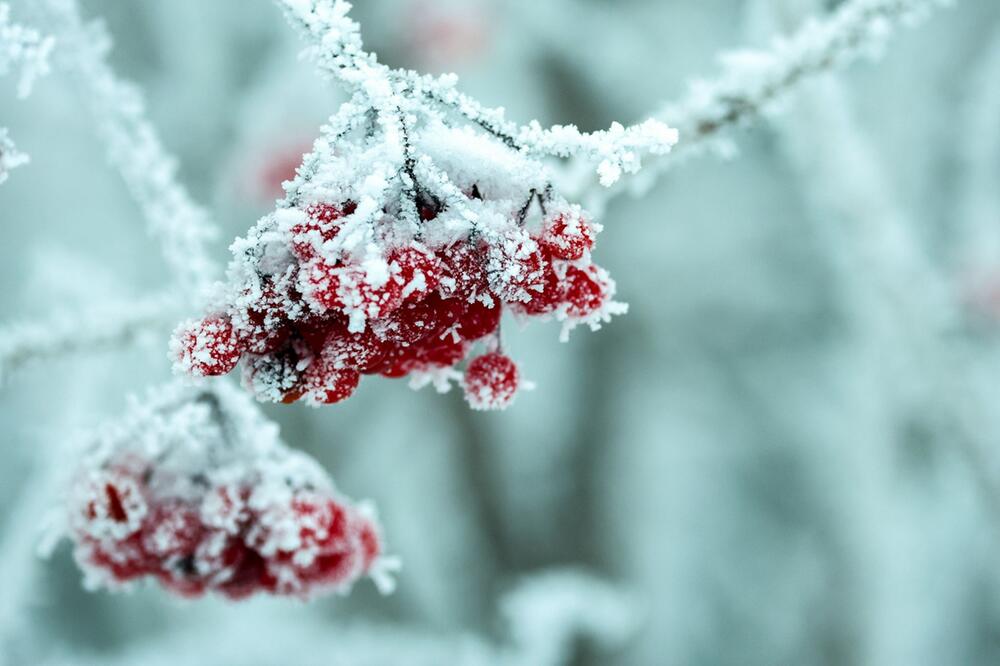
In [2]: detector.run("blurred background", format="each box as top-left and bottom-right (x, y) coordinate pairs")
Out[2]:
(3, 0), (1000, 664)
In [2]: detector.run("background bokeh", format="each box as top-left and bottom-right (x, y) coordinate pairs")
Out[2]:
(3, 0), (1000, 664)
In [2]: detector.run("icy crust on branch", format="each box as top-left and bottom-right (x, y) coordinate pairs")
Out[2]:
(0, 126), (27, 185)
(171, 120), (626, 410)
(38, 0), (217, 295)
(658, 0), (952, 164)
(276, 0), (678, 187)
(64, 381), (394, 600)
(0, 2), (53, 99)
(1, 3), (52, 184)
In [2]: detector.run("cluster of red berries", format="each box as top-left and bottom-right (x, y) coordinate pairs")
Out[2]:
(172, 197), (619, 411)
(69, 456), (383, 600)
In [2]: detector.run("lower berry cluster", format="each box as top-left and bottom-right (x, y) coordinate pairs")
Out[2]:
(172, 200), (622, 411)
(65, 383), (389, 600)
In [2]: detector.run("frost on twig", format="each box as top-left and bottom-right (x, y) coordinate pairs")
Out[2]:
(585, 0), (952, 207)
(276, 0), (677, 187)
(0, 125), (28, 184)
(0, 292), (179, 385)
(0, 2), (54, 99)
(35, 0), (219, 297)
(55, 380), (394, 599)
(0, 2), (53, 184)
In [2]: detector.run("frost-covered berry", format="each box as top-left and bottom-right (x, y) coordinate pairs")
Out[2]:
(321, 327), (386, 373)
(456, 300), (501, 341)
(390, 244), (442, 301)
(74, 469), (148, 541)
(301, 355), (361, 405)
(486, 231), (547, 304)
(463, 352), (519, 410)
(241, 343), (306, 404)
(437, 241), (489, 301)
(289, 201), (356, 261)
(171, 316), (242, 377)
(563, 265), (608, 318)
(538, 211), (595, 261)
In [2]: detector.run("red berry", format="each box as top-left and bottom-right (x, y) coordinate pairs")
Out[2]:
(562, 265), (608, 318)
(289, 201), (356, 261)
(538, 212), (595, 261)
(141, 501), (204, 561)
(437, 241), (489, 301)
(321, 327), (386, 373)
(302, 354), (361, 405)
(376, 293), (460, 346)
(463, 352), (519, 411)
(336, 266), (405, 321)
(516, 260), (563, 315)
(82, 533), (154, 583)
(172, 316), (242, 377)
(241, 342), (306, 404)
(455, 299), (501, 341)
(415, 335), (469, 368)
(486, 233), (547, 304)
(299, 258), (344, 311)
(389, 245), (442, 300)
(295, 315), (342, 353)
(77, 470), (148, 541)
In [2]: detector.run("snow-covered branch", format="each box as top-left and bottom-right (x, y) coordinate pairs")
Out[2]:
(0, 125), (27, 184)
(0, 2), (53, 99)
(276, 0), (677, 186)
(582, 0), (952, 207)
(662, 0), (951, 160)
(0, 292), (179, 385)
(35, 0), (219, 297)
(1, 2), (53, 184)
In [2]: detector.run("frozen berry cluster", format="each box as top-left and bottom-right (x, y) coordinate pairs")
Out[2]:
(66, 383), (391, 600)
(172, 195), (623, 411)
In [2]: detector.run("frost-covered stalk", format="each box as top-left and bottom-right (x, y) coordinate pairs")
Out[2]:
(35, 0), (218, 297)
(0, 125), (27, 184)
(0, 1), (53, 184)
(0, 292), (179, 385)
(585, 0), (953, 208)
(276, 0), (677, 187)
(0, 2), (53, 99)
(765, 2), (1000, 516)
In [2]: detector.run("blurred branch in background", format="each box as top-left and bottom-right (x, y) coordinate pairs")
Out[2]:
(0, 292), (178, 386)
(570, 0), (954, 211)
(35, 0), (220, 298)
(0, 1), (52, 184)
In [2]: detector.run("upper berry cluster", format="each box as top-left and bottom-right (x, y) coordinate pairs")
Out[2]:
(172, 121), (626, 411)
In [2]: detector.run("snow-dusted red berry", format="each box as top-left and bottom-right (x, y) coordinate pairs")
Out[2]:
(516, 260), (563, 315)
(389, 244), (442, 300)
(289, 201), (356, 261)
(538, 211), (595, 261)
(241, 343), (306, 404)
(437, 241), (489, 301)
(301, 354), (361, 405)
(456, 300), (501, 340)
(463, 352), (519, 410)
(321, 326), (386, 373)
(486, 231), (547, 304)
(172, 316), (242, 377)
(141, 500), (204, 560)
(563, 265), (608, 318)
(75, 469), (148, 541)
